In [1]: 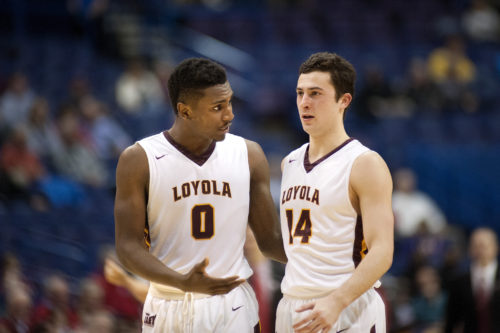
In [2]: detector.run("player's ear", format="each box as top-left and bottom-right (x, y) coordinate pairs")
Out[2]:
(177, 102), (192, 120)
(340, 93), (352, 108)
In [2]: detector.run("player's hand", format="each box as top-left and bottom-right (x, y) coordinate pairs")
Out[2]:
(293, 294), (343, 333)
(180, 258), (244, 295)
(104, 258), (129, 287)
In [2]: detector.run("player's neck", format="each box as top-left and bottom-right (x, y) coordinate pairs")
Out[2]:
(308, 127), (349, 163)
(167, 126), (213, 156)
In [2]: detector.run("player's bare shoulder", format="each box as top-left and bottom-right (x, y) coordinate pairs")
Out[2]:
(350, 151), (392, 196)
(116, 143), (149, 186)
(244, 139), (268, 175)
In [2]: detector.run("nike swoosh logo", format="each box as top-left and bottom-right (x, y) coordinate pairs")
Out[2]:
(155, 154), (167, 160)
(337, 328), (349, 333)
(232, 305), (243, 311)
(288, 159), (296, 163)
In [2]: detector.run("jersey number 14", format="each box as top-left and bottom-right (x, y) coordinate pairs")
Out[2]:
(285, 209), (312, 244)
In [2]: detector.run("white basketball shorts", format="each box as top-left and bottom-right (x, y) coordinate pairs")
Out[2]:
(276, 288), (386, 333)
(142, 281), (260, 333)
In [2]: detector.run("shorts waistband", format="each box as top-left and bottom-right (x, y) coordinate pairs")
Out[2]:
(149, 283), (211, 300)
(283, 285), (379, 301)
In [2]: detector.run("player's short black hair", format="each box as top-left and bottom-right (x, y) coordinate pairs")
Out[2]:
(299, 52), (356, 101)
(167, 58), (227, 114)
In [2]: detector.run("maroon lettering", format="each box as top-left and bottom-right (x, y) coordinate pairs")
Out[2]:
(312, 189), (319, 205)
(182, 183), (190, 197)
(173, 187), (181, 201)
(222, 182), (231, 198)
(191, 180), (200, 195)
(212, 180), (221, 195)
(201, 180), (210, 194)
(281, 185), (320, 206)
(285, 209), (294, 244)
(299, 186), (306, 199)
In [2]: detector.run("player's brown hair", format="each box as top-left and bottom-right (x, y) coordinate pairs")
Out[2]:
(299, 52), (356, 102)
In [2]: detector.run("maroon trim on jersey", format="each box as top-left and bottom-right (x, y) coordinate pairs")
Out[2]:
(163, 131), (216, 166)
(352, 215), (364, 268)
(370, 324), (376, 333)
(303, 138), (354, 173)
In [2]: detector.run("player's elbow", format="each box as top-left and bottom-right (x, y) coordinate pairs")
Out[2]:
(115, 240), (138, 273)
(257, 237), (287, 263)
(369, 241), (393, 274)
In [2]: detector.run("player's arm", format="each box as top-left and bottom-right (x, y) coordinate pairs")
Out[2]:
(114, 144), (243, 295)
(245, 140), (287, 263)
(294, 151), (393, 332)
(332, 151), (394, 307)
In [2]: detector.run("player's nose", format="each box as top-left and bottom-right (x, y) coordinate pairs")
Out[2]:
(223, 105), (234, 122)
(298, 94), (311, 109)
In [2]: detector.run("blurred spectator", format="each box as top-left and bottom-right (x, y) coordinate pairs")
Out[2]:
(92, 246), (142, 330)
(392, 168), (447, 238)
(445, 227), (500, 333)
(1, 253), (30, 317)
(403, 57), (445, 113)
(24, 97), (63, 163)
(75, 310), (115, 333)
(356, 64), (394, 121)
(153, 59), (174, 96)
(244, 227), (275, 333)
(66, 77), (92, 109)
(411, 265), (447, 331)
(428, 34), (476, 85)
(1, 253), (24, 292)
(462, 0), (500, 42)
(0, 288), (32, 333)
(31, 273), (78, 332)
(0, 126), (48, 210)
(73, 277), (118, 332)
(103, 258), (147, 304)
(355, 63), (413, 119)
(115, 58), (166, 115)
(427, 34), (479, 112)
(0, 73), (35, 130)
(66, 0), (111, 54)
(53, 106), (108, 187)
(388, 276), (415, 332)
(75, 277), (106, 325)
(79, 95), (132, 161)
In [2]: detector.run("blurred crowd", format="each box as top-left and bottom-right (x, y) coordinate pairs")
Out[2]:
(0, 247), (143, 333)
(0, 58), (171, 211)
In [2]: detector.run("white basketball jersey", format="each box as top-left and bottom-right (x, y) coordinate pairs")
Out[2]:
(280, 138), (371, 298)
(138, 132), (253, 294)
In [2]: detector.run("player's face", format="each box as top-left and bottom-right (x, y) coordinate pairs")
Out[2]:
(189, 81), (234, 142)
(296, 71), (351, 136)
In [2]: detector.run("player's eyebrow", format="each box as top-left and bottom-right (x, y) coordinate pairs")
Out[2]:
(210, 94), (233, 105)
(296, 86), (324, 91)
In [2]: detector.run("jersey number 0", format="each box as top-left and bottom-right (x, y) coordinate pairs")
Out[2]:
(285, 209), (312, 244)
(192, 204), (214, 239)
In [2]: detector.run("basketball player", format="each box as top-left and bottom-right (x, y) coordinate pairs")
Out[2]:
(276, 52), (394, 333)
(114, 58), (286, 332)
